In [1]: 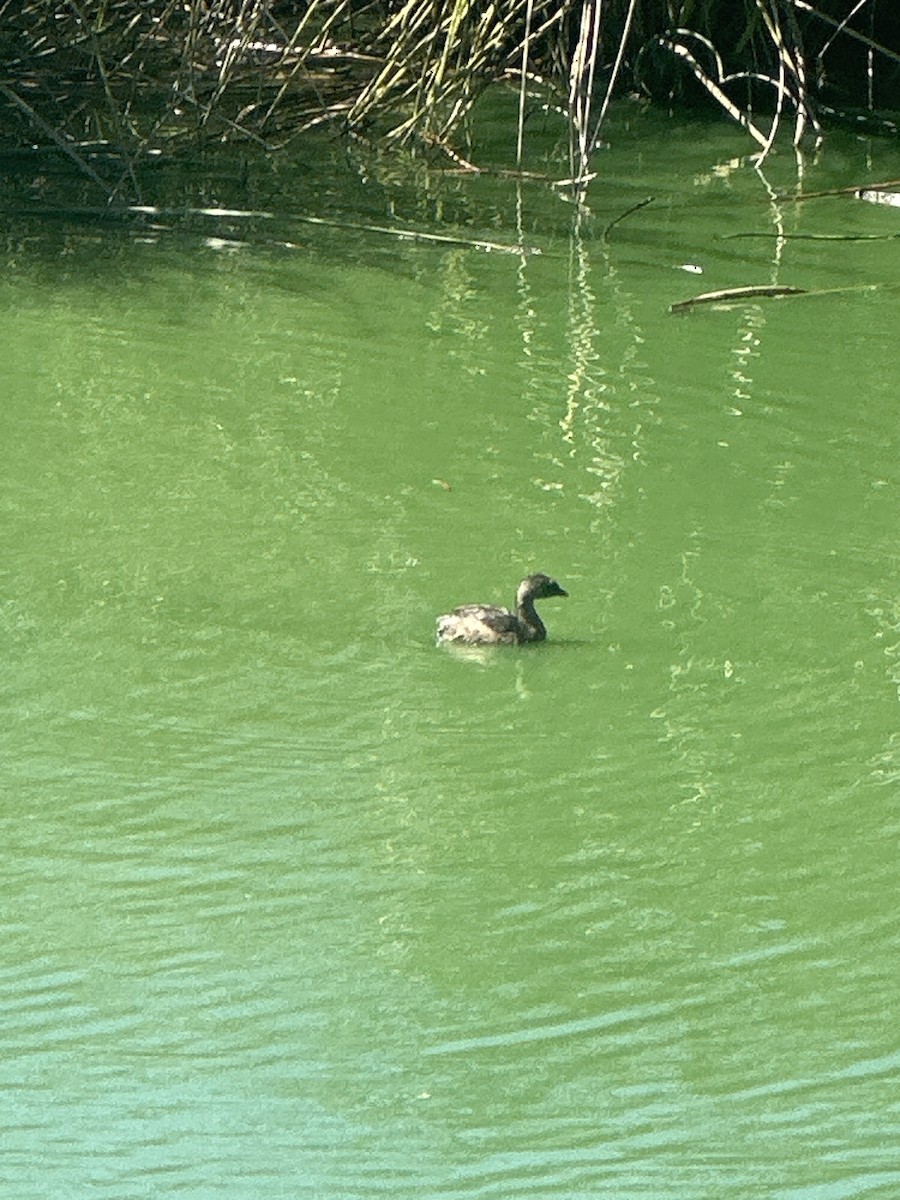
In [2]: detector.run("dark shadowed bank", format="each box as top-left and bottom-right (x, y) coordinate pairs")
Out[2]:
(1, 0), (897, 200)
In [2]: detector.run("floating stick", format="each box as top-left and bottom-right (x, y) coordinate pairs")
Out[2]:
(602, 196), (654, 242)
(669, 285), (806, 314)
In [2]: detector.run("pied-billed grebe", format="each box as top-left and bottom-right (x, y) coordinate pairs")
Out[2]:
(436, 573), (568, 646)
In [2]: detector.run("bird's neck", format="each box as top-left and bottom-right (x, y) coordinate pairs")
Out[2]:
(517, 595), (546, 641)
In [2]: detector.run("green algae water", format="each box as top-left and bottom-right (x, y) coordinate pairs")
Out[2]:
(2, 105), (899, 1198)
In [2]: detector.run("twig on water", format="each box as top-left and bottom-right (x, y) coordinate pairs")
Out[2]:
(124, 204), (542, 255)
(774, 179), (900, 201)
(602, 195), (654, 242)
(669, 285), (806, 314)
(717, 231), (900, 242)
(670, 283), (883, 314)
(291, 213), (542, 255)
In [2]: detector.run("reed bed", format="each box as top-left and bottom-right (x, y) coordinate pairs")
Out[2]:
(1, 1), (895, 198)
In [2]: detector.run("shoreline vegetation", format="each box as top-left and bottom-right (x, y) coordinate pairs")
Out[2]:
(1, 1), (897, 201)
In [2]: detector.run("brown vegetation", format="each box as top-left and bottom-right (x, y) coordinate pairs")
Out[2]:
(1, 1), (896, 199)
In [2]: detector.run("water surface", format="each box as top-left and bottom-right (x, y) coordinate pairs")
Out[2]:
(2, 105), (899, 1198)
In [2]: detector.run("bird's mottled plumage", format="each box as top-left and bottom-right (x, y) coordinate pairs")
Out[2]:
(436, 573), (568, 646)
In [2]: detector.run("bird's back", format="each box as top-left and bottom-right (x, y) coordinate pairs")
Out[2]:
(436, 603), (522, 645)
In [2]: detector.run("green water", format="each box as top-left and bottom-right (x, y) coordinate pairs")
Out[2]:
(3, 106), (899, 1198)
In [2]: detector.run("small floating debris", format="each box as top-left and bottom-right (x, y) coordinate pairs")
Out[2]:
(204, 236), (246, 251)
(856, 188), (900, 208)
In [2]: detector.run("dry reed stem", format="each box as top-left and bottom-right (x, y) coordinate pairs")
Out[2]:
(3, 0), (893, 197)
(658, 32), (769, 148)
(588, 0), (638, 154)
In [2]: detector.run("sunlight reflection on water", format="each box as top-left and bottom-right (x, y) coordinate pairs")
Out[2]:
(3, 110), (899, 1199)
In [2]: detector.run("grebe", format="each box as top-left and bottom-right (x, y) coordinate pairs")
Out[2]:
(436, 573), (568, 646)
